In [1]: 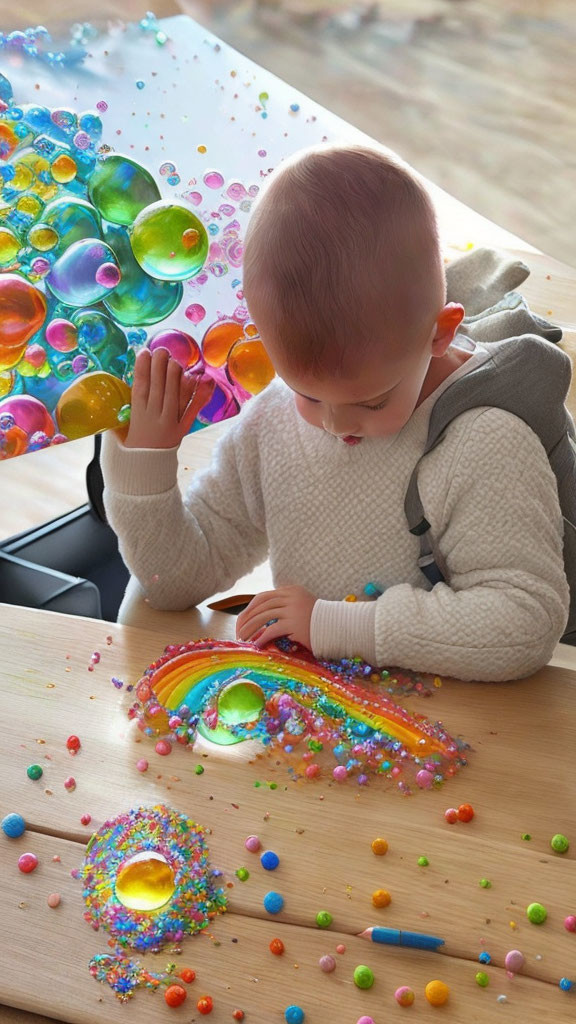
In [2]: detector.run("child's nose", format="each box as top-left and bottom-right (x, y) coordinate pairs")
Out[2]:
(322, 406), (359, 436)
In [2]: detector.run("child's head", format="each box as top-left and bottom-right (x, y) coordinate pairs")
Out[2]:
(243, 143), (463, 439)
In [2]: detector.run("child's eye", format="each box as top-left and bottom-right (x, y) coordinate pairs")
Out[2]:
(361, 399), (388, 411)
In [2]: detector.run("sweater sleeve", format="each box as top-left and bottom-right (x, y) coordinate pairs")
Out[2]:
(311, 408), (570, 681)
(101, 418), (268, 611)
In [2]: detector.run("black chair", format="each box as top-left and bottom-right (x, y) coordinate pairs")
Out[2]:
(0, 434), (129, 620)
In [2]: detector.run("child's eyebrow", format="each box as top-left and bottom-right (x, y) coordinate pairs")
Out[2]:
(295, 382), (399, 405)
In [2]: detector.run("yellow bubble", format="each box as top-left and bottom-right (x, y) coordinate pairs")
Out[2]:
(115, 852), (175, 911)
(11, 163), (34, 191)
(55, 371), (131, 440)
(16, 194), (43, 218)
(28, 224), (59, 252)
(0, 371), (14, 398)
(0, 227), (20, 265)
(228, 338), (275, 395)
(51, 153), (77, 184)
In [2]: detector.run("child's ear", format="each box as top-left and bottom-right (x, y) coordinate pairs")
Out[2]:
(430, 302), (465, 357)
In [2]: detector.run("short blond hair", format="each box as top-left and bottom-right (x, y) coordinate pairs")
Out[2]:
(243, 144), (446, 377)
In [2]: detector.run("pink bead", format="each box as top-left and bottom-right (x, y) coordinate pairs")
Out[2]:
(136, 758), (149, 773)
(80, 813), (91, 826)
(244, 835), (261, 853)
(505, 949), (525, 973)
(391, 766), (401, 777)
(336, 944), (346, 954)
(444, 807), (458, 824)
(416, 769), (433, 789)
(319, 955), (336, 972)
(18, 852), (38, 873)
(564, 915), (576, 932)
(395, 986), (415, 1007)
(333, 766), (347, 781)
(305, 764), (320, 779)
(357, 1017), (375, 1024)
(47, 892), (61, 908)
(155, 739), (172, 756)
(64, 776), (76, 791)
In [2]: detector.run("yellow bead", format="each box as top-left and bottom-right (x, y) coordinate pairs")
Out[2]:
(425, 980), (450, 1006)
(371, 838), (388, 856)
(344, 594), (357, 603)
(433, 676), (442, 687)
(372, 888), (391, 908)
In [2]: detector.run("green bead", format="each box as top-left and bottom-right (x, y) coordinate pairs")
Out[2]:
(235, 867), (250, 882)
(479, 878), (492, 888)
(417, 856), (429, 867)
(269, 782), (278, 790)
(521, 833), (532, 841)
(526, 902), (547, 924)
(353, 965), (374, 990)
(195, 765), (204, 775)
(316, 910), (333, 929)
(550, 833), (569, 854)
(26, 764), (43, 780)
(475, 971), (489, 987)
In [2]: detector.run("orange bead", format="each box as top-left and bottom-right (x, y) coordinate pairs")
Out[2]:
(165, 984), (187, 1007)
(179, 967), (196, 983)
(444, 807), (458, 824)
(269, 937), (285, 955)
(371, 838), (389, 856)
(457, 803), (474, 822)
(372, 888), (391, 908)
(197, 995), (214, 1014)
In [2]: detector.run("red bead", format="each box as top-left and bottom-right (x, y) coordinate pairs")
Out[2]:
(179, 967), (196, 983)
(232, 1012), (245, 1021)
(80, 813), (91, 826)
(66, 735), (81, 752)
(165, 984), (187, 1007)
(197, 996), (213, 1014)
(444, 807), (458, 824)
(18, 852), (38, 873)
(457, 803), (474, 822)
(269, 938), (285, 955)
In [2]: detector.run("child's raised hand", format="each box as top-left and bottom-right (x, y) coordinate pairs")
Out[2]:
(236, 585), (317, 650)
(121, 347), (214, 449)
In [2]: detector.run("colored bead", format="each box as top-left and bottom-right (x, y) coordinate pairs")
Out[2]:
(155, 739), (172, 756)
(444, 808), (458, 824)
(559, 978), (573, 991)
(521, 833), (531, 841)
(233, 1011), (245, 1021)
(564, 915), (576, 932)
(479, 878), (492, 888)
(333, 765), (347, 781)
(245, 835), (261, 853)
(344, 594), (357, 602)
(316, 910), (333, 928)
(425, 980), (449, 1006)
(395, 986), (415, 1006)
(264, 891), (284, 914)
(165, 984), (187, 1007)
(285, 1007), (304, 1024)
(457, 803), (474, 822)
(550, 833), (569, 854)
(64, 776), (76, 790)
(505, 950), (525, 973)
(47, 892), (61, 908)
(479, 952), (491, 964)
(353, 965), (374, 989)
(475, 971), (489, 987)
(179, 968), (196, 982)
(526, 902), (547, 924)
(372, 889), (391, 908)
(195, 764), (205, 774)
(260, 850), (280, 871)
(236, 867), (249, 881)
(2, 813), (26, 838)
(416, 769), (434, 789)
(319, 955), (336, 972)
(371, 837), (388, 855)
(363, 582), (382, 597)
(80, 813), (91, 826)
(18, 852), (38, 873)
(269, 938), (285, 955)
(136, 758), (149, 772)
(66, 735), (81, 752)
(418, 856), (429, 867)
(357, 1018), (375, 1024)
(26, 764), (43, 780)
(336, 944), (346, 954)
(496, 995), (507, 1004)
(197, 995), (213, 1014)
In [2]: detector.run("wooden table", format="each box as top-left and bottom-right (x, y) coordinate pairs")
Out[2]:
(1, 603), (575, 1024)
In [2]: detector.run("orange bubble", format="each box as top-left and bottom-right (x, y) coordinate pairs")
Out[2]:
(0, 122), (19, 159)
(182, 228), (200, 249)
(55, 371), (132, 440)
(0, 227), (20, 265)
(228, 338), (275, 395)
(0, 275), (47, 371)
(51, 154), (77, 184)
(202, 320), (244, 367)
(0, 424), (28, 459)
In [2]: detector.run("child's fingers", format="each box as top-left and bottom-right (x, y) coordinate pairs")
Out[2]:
(162, 356), (183, 418)
(180, 376), (215, 436)
(147, 347), (171, 414)
(131, 348), (152, 410)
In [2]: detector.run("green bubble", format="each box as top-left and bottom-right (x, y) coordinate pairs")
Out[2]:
(70, 308), (128, 376)
(130, 201), (208, 281)
(217, 680), (265, 727)
(88, 154), (161, 226)
(102, 222), (182, 326)
(42, 196), (102, 258)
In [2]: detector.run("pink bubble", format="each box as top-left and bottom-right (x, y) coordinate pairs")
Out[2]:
(226, 182), (248, 201)
(45, 318), (78, 353)
(94, 262), (121, 288)
(24, 343), (47, 368)
(149, 329), (201, 369)
(203, 170), (224, 189)
(416, 769), (434, 789)
(185, 303), (206, 326)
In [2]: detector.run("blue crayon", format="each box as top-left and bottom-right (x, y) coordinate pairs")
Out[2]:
(358, 927), (444, 951)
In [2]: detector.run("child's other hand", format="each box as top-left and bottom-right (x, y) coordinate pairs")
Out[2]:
(236, 585), (317, 650)
(120, 347), (215, 449)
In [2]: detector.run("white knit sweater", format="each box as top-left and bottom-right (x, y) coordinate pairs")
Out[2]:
(102, 341), (569, 682)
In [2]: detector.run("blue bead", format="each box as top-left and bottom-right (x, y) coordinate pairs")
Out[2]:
(285, 1007), (304, 1024)
(1, 813), (26, 838)
(479, 952), (491, 964)
(363, 581), (383, 597)
(263, 891), (284, 914)
(261, 850), (280, 871)
(559, 978), (573, 991)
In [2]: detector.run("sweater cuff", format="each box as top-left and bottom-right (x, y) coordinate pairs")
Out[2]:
(310, 599), (378, 665)
(100, 429), (179, 496)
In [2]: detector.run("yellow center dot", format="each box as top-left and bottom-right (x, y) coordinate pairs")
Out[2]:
(115, 851), (176, 911)
(372, 888), (391, 908)
(371, 837), (389, 856)
(51, 154), (77, 184)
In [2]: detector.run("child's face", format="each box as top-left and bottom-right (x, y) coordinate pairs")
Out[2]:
(275, 324), (438, 442)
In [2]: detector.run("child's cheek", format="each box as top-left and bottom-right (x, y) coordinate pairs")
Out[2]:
(294, 394), (321, 428)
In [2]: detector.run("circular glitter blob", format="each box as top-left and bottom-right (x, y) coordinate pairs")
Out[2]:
(18, 852), (39, 873)
(371, 837), (388, 856)
(81, 804), (226, 951)
(395, 986), (415, 1006)
(2, 813), (26, 838)
(505, 950), (525, 973)
(130, 201), (209, 281)
(526, 902), (547, 925)
(425, 980), (449, 1006)
(185, 303), (206, 325)
(353, 965), (374, 990)
(319, 955), (336, 973)
(550, 833), (569, 854)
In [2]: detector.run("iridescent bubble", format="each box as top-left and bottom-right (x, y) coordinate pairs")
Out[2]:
(95, 262), (122, 288)
(28, 224), (59, 252)
(185, 304), (206, 326)
(0, 227), (20, 265)
(228, 339), (275, 395)
(89, 154), (161, 226)
(0, 394), (54, 438)
(42, 196), (102, 258)
(102, 222), (182, 327)
(51, 153), (77, 183)
(47, 238), (120, 307)
(16, 193), (44, 218)
(203, 170), (224, 190)
(217, 680), (266, 726)
(149, 330), (201, 369)
(71, 308), (128, 376)
(130, 201), (209, 281)
(0, 275), (47, 371)
(159, 162), (176, 176)
(55, 371), (132, 440)
(45, 319), (78, 353)
(51, 108), (77, 133)
(202, 320), (245, 367)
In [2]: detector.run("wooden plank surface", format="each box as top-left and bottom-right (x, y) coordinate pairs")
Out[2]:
(1, 604), (575, 1022)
